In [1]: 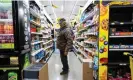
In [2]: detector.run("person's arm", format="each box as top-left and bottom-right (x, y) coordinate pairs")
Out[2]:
(64, 29), (73, 55)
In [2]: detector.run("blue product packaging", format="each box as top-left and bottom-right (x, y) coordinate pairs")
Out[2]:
(93, 56), (98, 70)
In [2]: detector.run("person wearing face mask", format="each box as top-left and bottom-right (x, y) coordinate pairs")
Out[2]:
(56, 18), (73, 75)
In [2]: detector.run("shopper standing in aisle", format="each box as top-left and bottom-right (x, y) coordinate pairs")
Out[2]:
(57, 18), (73, 75)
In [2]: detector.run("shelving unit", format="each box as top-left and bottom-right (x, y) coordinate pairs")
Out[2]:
(73, 2), (99, 80)
(109, 49), (133, 51)
(30, 1), (54, 64)
(107, 4), (133, 79)
(0, 19), (12, 22)
(30, 20), (41, 27)
(30, 1), (44, 63)
(98, 1), (133, 79)
(31, 48), (44, 56)
(0, 0), (54, 80)
(31, 32), (43, 35)
(0, 1), (31, 80)
(109, 35), (133, 38)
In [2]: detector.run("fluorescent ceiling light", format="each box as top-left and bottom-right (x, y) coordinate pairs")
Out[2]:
(49, 0), (57, 22)
(69, 0), (78, 21)
(61, 5), (64, 12)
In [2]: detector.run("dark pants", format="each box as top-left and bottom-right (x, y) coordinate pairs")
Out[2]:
(60, 50), (69, 71)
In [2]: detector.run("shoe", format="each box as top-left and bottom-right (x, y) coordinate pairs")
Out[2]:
(60, 71), (68, 75)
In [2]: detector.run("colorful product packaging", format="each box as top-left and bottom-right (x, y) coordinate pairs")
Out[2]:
(8, 72), (17, 80)
(10, 57), (18, 65)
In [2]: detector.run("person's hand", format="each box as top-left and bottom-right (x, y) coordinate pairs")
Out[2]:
(64, 52), (68, 56)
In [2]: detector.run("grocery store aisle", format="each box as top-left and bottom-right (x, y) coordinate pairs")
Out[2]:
(48, 50), (82, 80)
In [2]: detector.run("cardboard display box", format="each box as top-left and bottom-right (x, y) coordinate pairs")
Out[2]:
(83, 62), (93, 80)
(23, 63), (49, 80)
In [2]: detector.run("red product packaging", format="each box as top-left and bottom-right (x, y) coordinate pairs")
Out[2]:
(0, 23), (4, 34)
(119, 32), (131, 36)
(8, 23), (13, 34)
(4, 23), (8, 34)
(30, 27), (36, 32)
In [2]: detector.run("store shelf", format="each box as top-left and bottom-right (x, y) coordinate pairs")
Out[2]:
(31, 41), (44, 45)
(0, 65), (19, 67)
(30, 20), (41, 27)
(85, 32), (97, 36)
(74, 46), (78, 52)
(78, 49), (88, 59)
(0, 67), (19, 70)
(36, 56), (44, 63)
(41, 36), (51, 39)
(30, 8), (40, 18)
(31, 48), (44, 56)
(84, 41), (97, 45)
(109, 35), (133, 38)
(76, 41), (84, 47)
(110, 5), (133, 9)
(45, 51), (53, 62)
(0, 34), (13, 35)
(108, 62), (129, 66)
(109, 22), (133, 26)
(109, 49), (133, 51)
(76, 37), (86, 39)
(75, 52), (93, 63)
(31, 32), (42, 35)
(42, 31), (49, 34)
(45, 51), (50, 56)
(78, 28), (86, 32)
(84, 48), (95, 53)
(44, 45), (52, 50)
(0, 19), (12, 22)
(43, 40), (53, 45)
(73, 45), (79, 53)
(75, 44), (79, 48)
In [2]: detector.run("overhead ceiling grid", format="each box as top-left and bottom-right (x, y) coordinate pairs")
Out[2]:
(40, 0), (88, 23)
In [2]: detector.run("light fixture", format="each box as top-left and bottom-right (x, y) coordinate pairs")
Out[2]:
(69, 0), (78, 22)
(61, 5), (64, 12)
(49, 0), (57, 22)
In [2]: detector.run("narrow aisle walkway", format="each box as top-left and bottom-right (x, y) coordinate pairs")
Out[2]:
(48, 50), (82, 80)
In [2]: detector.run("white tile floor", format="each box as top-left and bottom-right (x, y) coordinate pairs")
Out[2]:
(48, 50), (82, 80)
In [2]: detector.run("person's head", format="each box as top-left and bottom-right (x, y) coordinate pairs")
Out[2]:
(58, 18), (67, 28)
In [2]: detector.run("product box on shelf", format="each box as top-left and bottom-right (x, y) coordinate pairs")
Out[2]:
(10, 57), (18, 65)
(0, 70), (18, 80)
(34, 44), (40, 50)
(0, 35), (14, 49)
(30, 27), (36, 32)
(120, 45), (130, 49)
(35, 50), (44, 60)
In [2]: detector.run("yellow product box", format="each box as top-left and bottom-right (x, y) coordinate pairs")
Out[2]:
(11, 43), (14, 49)
(2, 43), (13, 49)
(10, 57), (18, 65)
